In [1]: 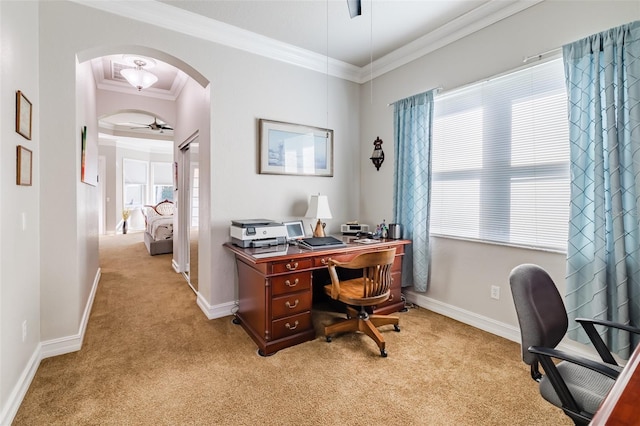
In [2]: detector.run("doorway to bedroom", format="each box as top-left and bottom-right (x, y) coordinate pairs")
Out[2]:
(83, 48), (209, 297)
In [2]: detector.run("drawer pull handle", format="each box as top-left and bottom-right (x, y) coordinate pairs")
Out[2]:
(285, 299), (299, 309)
(286, 262), (299, 271)
(285, 278), (299, 287)
(285, 320), (299, 330)
(321, 258), (328, 265)
(388, 294), (394, 301)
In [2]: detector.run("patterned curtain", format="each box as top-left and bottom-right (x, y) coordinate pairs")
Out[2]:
(563, 21), (640, 358)
(393, 90), (435, 292)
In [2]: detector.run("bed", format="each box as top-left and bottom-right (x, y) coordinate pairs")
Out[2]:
(142, 199), (174, 255)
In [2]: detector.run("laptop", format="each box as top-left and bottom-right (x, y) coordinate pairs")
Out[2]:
(283, 220), (346, 250)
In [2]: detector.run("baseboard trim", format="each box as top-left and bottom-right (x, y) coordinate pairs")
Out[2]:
(0, 344), (42, 426)
(3, 268), (101, 425)
(196, 293), (236, 320)
(404, 290), (602, 361)
(404, 290), (521, 343)
(41, 268), (101, 358)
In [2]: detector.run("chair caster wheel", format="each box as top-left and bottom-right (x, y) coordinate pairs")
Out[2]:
(380, 349), (388, 357)
(394, 325), (400, 332)
(326, 336), (332, 342)
(232, 317), (240, 325)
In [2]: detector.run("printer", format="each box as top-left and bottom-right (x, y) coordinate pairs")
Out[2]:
(230, 219), (288, 248)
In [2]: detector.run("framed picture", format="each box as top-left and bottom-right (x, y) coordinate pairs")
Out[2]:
(259, 119), (333, 177)
(16, 145), (32, 186)
(16, 90), (32, 140)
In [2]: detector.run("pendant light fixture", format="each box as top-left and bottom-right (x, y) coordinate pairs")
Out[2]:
(120, 57), (158, 91)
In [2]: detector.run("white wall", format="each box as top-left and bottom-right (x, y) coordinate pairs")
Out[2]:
(37, 1), (360, 325)
(359, 1), (640, 336)
(0, 2), (41, 423)
(3, 1), (638, 422)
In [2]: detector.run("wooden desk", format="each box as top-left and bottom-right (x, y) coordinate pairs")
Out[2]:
(591, 343), (640, 425)
(224, 237), (411, 356)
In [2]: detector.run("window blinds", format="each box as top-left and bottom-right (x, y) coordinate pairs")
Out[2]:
(430, 59), (570, 251)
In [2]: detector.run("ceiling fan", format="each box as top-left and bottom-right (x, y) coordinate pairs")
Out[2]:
(130, 117), (173, 133)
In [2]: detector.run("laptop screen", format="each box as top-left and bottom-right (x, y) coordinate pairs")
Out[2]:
(283, 220), (305, 240)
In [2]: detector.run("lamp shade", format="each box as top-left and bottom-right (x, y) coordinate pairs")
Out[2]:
(305, 195), (332, 219)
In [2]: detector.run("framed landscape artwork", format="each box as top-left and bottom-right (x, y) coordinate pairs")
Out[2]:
(16, 145), (32, 186)
(259, 119), (333, 177)
(16, 90), (32, 140)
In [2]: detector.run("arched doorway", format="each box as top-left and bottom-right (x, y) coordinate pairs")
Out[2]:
(77, 46), (210, 295)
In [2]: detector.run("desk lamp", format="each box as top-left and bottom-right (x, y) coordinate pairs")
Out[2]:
(305, 194), (332, 237)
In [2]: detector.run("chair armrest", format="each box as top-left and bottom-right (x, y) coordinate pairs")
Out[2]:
(529, 345), (619, 419)
(575, 318), (640, 366)
(529, 346), (620, 380)
(576, 318), (640, 335)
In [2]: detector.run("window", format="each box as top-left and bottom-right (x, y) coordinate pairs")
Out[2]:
(430, 59), (570, 251)
(151, 162), (174, 203)
(123, 159), (148, 208)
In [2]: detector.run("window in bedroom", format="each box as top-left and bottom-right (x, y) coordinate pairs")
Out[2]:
(151, 162), (174, 203)
(123, 159), (148, 208)
(430, 58), (570, 251)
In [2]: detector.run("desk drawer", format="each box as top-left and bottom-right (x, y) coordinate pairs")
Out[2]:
(272, 291), (312, 319)
(314, 253), (357, 267)
(271, 312), (312, 340)
(271, 272), (311, 296)
(272, 259), (312, 274)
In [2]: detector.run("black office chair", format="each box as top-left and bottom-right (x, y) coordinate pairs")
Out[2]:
(509, 264), (640, 425)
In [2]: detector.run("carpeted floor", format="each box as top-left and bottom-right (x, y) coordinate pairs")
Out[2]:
(13, 232), (571, 425)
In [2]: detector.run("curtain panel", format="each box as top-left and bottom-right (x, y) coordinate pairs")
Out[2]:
(563, 21), (640, 358)
(393, 90), (435, 292)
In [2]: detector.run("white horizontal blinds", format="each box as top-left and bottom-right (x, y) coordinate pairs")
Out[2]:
(123, 159), (147, 184)
(123, 159), (148, 207)
(152, 162), (172, 185)
(430, 59), (570, 250)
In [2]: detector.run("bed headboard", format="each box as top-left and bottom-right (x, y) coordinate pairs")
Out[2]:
(142, 199), (174, 225)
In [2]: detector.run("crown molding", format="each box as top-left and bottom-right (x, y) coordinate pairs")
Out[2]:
(362, 0), (545, 82)
(71, 0), (543, 84)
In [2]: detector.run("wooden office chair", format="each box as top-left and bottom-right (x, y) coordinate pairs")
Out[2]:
(324, 248), (400, 357)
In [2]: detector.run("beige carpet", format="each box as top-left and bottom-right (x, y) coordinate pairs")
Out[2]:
(13, 232), (571, 425)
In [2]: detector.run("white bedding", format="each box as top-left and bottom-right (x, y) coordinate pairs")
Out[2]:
(146, 215), (173, 241)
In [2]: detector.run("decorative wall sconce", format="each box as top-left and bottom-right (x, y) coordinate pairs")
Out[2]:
(370, 136), (384, 171)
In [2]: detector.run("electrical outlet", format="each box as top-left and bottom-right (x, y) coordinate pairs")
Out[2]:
(490, 285), (500, 300)
(22, 320), (27, 342)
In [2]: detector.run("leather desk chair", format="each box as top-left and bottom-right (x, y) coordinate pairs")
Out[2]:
(509, 263), (640, 425)
(324, 248), (400, 357)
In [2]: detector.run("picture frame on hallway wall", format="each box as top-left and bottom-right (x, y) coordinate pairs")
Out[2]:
(80, 125), (97, 186)
(16, 145), (32, 186)
(81, 126), (88, 183)
(259, 119), (333, 177)
(16, 90), (32, 140)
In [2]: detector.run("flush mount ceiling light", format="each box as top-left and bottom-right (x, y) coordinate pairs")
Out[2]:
(120, 56), (158, 91)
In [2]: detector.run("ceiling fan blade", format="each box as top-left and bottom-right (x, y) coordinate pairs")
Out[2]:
(347, 0), (361, 18)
